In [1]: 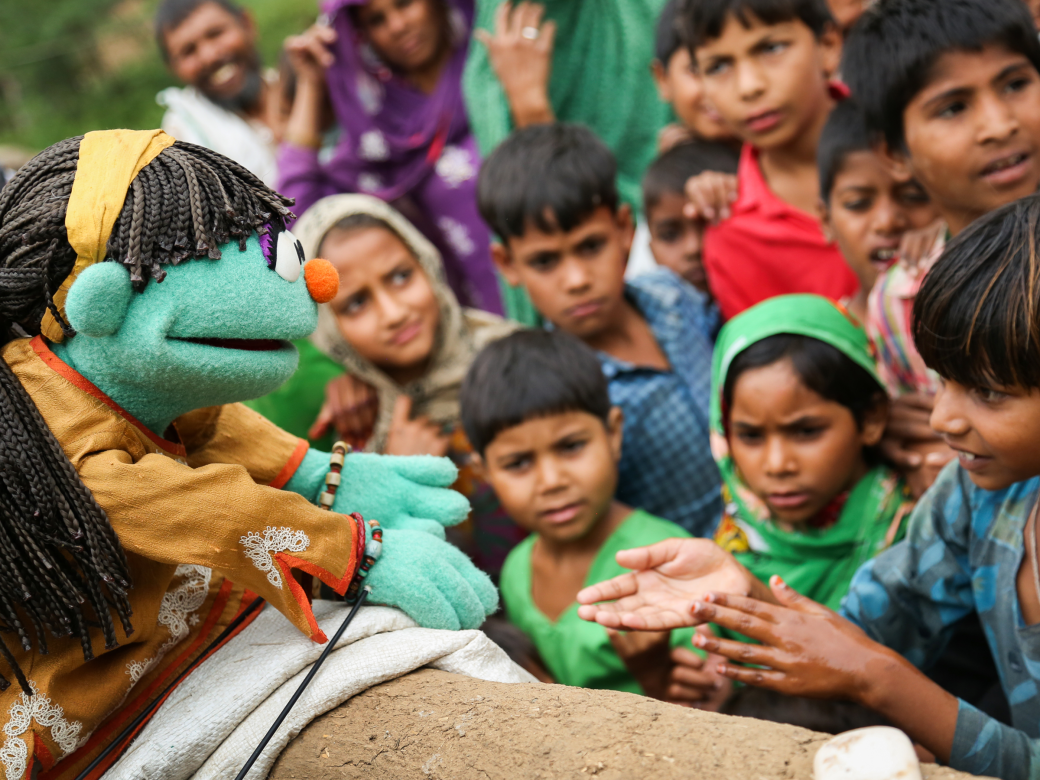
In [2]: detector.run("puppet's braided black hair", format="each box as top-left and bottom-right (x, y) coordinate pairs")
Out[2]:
(0, 136), (293, 694)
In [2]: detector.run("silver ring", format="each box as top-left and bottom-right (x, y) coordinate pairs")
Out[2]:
(521, 26), (539, 40)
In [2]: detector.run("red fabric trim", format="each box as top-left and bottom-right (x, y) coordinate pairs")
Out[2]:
(269, 439), (309, 489)
(44, 580), (238, 780)
(273, 546), (360, 644)
(34, 735), (54, 771)
(29, 336), (187, 457)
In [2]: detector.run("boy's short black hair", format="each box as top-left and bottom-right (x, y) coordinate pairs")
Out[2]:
(843, 0), (1040, 152)
(655, 0), (685, 64)
(914, 193), (1040, 390)
(460, 330), (612, 456)
(643, 140), (740, 214)
(477, 123), (618, 242)
(155, 0), (246, 60)
(679, 0), (834, 51)
(817, 100), (873, 202)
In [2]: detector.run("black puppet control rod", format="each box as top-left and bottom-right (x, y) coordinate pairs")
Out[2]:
(74, 586), (371, 780)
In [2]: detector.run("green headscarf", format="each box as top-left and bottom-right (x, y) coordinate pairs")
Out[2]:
(710, 295), (911, 611)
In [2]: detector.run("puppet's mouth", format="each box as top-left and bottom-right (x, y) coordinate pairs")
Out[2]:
(174, 337), (285, 352)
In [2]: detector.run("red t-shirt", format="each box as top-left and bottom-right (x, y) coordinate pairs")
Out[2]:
(703, 144), (859, 321)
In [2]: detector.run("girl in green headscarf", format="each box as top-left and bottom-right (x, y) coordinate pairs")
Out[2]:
(710, 294), (913, 612)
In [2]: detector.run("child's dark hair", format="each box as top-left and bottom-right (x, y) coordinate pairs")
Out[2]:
(461, 330), (611, 456)
(655, 0), (685, 65)
(0, 137), (291, 693)
(817, 100), (873, 202)
(476, 123), (618, 242)
(155, 0), (245, 60)
(843, 0), (1040, 153)
(913, 193), (1040, 390)
(723, 334), (886, 429)
(679, 0), (834, 51)
(643, 140), (740, 215)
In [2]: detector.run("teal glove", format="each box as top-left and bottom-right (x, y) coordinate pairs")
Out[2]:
(365, 529), (498, 630)
(284, 450), (470, 538)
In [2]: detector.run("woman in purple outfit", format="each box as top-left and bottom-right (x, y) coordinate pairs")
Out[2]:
(281, 0), (502, 313)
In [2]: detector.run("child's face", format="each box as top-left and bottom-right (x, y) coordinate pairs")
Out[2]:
(693, 14), (841, 151)
(728, 357), (885, 525)
(652, 48), (733, 142)
(492, 206), (634, 341)
(896, 44), (1040, 235)
(323, 226), (440, 382)
(647, 191), (710, 293)
(354, 0), (445, 75)
(820, 150), (938, 292)
(930, 378), (1040, 491)
(480, 409), (624, 545)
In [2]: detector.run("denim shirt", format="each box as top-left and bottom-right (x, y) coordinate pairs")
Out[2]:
(595, 268), (721, 537)
(842, 462), (1040, 780)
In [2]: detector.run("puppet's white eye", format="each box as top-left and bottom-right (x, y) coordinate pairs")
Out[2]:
(274, 229), (305, 283)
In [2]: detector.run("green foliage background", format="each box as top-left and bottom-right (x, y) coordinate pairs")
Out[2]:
(0, 0), (317, 154)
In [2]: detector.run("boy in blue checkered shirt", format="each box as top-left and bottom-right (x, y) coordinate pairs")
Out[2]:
(477, 123), (721, 538)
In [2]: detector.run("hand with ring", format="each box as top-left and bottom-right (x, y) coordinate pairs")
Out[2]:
(475, 1), (556, 127)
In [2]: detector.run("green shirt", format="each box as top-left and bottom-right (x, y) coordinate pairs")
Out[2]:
(500, 510), (695, 694)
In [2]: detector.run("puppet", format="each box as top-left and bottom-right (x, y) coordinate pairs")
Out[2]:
(0, 129), (496, 779)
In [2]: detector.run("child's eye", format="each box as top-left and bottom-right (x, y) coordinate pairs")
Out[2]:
(735, 431), (763, 445)
(840, 197), (873, 212)
(526, 254), (559, 272)
(655, 226), (682, 243)
(340, 292), (367, 316)
(973, 387), (1010, 404)
(761, 41), (788, 56)
(896, 187), (930, 206)
(794, 425), (825, 440)
(558, 437), (588, 455)
(389, 268), (412, 286)
(503, 455), (533, 472)
(704, 60), (730, 77)
(936, 101), (966, 120)
(576, 237), (607, 257)
(1005, 76), (1032, 95)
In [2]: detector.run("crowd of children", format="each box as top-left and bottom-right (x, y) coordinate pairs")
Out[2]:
(10, 0), (1040, 775)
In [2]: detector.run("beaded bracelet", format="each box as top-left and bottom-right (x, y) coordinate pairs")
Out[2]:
(317, 442), (383, 604)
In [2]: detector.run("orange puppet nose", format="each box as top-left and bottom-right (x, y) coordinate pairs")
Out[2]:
(304, 258), (339, 304)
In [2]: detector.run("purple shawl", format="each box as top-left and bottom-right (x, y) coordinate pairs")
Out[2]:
(320, 0), (474, 201)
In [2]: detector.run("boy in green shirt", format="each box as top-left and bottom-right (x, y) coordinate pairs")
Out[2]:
(460, 329), (726, 705)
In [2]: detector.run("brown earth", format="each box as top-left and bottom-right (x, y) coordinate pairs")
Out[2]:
(269, 669), (988, 780)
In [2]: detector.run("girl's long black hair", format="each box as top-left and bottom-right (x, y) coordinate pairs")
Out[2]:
(0, 136), (292, 693)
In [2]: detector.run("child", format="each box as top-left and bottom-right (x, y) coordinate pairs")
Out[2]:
(292, 194), (522, 576)
(679, 0), (858, 320)
(652, 0), (741, 152)
(580, 193), (1040, 780)
(643, 140), (739, 296)
(815, 100), (939, 321)
(711, 294), (911, 612)
(462, 329), (726, 705)
(842, 0), (1040, 493)
(477, 123), (722, 538)
(279, 0), (503, 314)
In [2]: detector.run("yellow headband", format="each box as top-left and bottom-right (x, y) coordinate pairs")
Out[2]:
(40, 129), (175, 342)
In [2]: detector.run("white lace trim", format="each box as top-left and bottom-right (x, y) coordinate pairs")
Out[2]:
(1, 682), (84, 780)
(240, 527), (310, 588)
(126, 565), (212, 685)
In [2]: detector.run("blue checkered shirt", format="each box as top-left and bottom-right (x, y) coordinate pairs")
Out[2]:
(596, 269), (722, 537)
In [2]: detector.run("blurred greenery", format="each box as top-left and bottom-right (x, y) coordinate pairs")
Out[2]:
(0, 0), (317, 154)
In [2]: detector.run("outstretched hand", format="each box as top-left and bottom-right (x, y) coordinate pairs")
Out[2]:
(689, 576), (893, 702)
(684, 171), (738, 224)
(575, 538), (766, 631)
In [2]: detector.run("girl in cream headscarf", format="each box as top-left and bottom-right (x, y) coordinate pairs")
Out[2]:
(294, 194), (521, 574)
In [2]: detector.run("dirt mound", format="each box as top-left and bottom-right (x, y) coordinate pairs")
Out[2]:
(270, 669), (986, 780)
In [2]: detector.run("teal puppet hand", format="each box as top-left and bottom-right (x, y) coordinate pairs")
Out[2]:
(284, 449), (470, 538)
(365, 528), (498, 629)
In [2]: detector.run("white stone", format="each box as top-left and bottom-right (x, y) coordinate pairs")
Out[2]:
(813, 726), (922, 780)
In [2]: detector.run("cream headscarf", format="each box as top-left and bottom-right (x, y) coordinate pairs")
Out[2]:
(295, 194), (517, 452)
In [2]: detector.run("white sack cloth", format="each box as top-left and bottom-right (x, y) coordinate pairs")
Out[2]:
(107, 601), (536, 780)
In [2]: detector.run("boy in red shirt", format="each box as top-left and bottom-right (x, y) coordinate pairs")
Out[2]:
(680, 0), (856, 320)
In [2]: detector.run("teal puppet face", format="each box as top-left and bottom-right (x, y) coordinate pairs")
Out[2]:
(56, 231), (327, 434)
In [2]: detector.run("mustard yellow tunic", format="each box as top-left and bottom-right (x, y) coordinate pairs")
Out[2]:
(0, 337), (362, 780)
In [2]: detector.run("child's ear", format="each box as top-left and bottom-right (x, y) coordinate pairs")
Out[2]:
(818, 23), (843, 80)
(490, 242), (522, 287)
(817, 199), (836, 243)
(468, 451), (488, 482)
(606, 406), (625, 461)
(860, 394), (889, 448)
(617, 204), (635, 260)
(651, 60), (671, 102)
(876, 139), (914, 183)
(65, 262), (133, 338)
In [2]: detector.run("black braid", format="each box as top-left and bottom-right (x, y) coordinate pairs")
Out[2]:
(0, 136), (294, 693)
